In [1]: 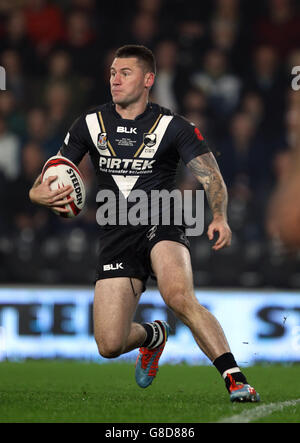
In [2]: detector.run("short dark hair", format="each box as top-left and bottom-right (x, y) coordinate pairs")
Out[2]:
(114, 44), (156, 75)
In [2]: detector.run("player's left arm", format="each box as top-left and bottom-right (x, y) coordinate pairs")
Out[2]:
(187, 152), (232, 250)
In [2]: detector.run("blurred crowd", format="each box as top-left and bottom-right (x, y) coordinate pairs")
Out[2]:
(1, 0), (300, 287)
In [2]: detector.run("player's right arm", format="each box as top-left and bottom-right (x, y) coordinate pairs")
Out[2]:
(29, 112), (90, 213)
(29, 152), (74, 214)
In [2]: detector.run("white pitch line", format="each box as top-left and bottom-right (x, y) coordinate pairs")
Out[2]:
(218, 399), (300, 423)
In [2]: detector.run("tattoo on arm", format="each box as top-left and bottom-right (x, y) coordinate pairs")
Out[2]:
(187, 153), (228, 219)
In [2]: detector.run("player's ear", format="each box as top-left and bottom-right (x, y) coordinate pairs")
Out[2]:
(145, 72), (155, 89)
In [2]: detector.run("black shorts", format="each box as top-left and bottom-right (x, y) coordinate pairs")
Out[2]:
(94, 225), (190, 292)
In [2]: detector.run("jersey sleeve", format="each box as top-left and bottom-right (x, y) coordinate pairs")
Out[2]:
(60, 114), (91, 165)
(173, 115), (211, 164)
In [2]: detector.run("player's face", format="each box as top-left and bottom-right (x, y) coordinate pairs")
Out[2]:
(110, 57), (153, 106)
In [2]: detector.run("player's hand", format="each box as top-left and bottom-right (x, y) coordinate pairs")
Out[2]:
(207, 217), (232, 250)
(29, 175), (74, 214)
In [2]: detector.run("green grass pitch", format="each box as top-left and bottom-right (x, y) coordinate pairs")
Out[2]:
(0, 361), (299, 423)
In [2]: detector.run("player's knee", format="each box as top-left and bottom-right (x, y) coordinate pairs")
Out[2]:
(97, 344), (123, 359)
(95, 337), (123, 359)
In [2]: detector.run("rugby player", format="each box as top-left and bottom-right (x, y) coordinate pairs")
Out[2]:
(29, 44), (260, 402)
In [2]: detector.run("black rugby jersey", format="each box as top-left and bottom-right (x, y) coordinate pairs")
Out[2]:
(60, 102), (210, 226)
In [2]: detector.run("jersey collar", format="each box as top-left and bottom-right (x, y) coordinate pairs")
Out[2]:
(110, 102), (153, 120)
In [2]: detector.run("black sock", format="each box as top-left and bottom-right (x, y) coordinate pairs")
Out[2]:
(213, 352), (248, 392)
(142, 323), (154, 347)
(141, 321), (165, 349)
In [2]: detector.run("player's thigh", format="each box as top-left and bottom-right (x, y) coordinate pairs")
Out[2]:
(93, 277), (143, 348)
(150, 241), (196, 314)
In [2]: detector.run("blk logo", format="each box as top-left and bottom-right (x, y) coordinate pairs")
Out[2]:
(103, 262), (124, 271)
(117, 126), (137, 134)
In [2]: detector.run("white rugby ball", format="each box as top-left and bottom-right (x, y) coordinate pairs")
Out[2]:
(41, 155), (86, 218)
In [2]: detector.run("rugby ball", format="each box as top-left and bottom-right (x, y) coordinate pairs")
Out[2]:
(41, 155), (86, 218)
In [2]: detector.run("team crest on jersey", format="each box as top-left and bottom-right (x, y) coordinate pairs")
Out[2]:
(97, 132), (107, 149)
(143, 133), (157, 147)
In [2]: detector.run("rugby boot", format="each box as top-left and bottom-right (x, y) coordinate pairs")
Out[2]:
(227, 373), (260, 402)
(135, 320), (170, 388)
